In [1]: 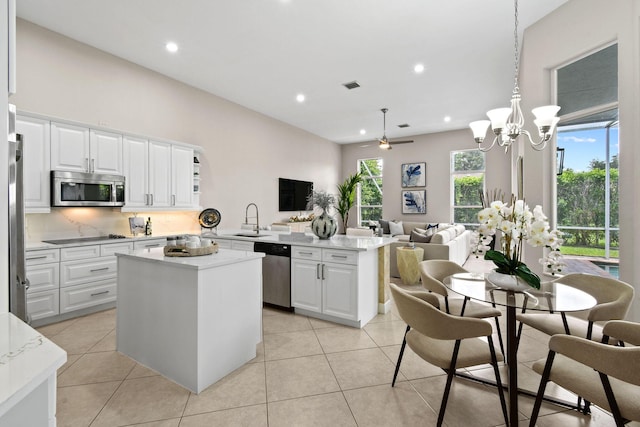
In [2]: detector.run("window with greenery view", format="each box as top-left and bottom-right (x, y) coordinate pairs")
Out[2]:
(358, 158), (383, 226)
(451, 150), (485, 225)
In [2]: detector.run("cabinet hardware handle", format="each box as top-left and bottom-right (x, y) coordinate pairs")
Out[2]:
(90, 290), (109, 297)
(331, 254), (348, 259)
(90, 267), (110, 273)
(85, 157), (89, 172)
(26, 255), (48, 260)
(322, 264), (326, 280)
(172, 195), (176, 206)
(150, 194), (154, 205)
(144, 244), (160, 248)
(316, 263), (320, 280)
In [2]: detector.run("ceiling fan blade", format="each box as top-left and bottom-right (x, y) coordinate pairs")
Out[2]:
(389, 140), (414, 145)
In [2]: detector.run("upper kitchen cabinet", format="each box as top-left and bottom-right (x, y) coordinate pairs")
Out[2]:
(123, 136), (197, 211)
(16, 115), (51, 212)
(51, 122), (123, 175)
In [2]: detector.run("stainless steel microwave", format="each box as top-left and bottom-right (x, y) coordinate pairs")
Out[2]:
(51, 171), (125, 207)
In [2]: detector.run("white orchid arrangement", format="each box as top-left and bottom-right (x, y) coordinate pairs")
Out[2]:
(472, 196), (565, 289)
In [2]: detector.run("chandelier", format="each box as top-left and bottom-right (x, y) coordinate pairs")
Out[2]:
(469, 0), (560, 152)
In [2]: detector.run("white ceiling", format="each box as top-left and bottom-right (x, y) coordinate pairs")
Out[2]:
(16, 0), (567, 144)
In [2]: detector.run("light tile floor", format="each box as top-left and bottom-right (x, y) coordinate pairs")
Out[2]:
(38, 259), (638, 426)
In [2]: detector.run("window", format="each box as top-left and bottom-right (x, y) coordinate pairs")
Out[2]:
(451, 150), (485, 225)
(358, 158), (383, 226)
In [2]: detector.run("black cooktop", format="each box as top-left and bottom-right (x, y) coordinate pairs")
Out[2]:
(42, 234), (128, 245)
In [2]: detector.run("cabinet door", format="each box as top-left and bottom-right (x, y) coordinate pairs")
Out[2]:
(148, 141), (172, 207)
(90, 129), (123, 174)
(26, 263), (59, 293)
(291, 259), (322, 313)
(51, 122), (90, 172)
(171, 145), (194, 207)
(123, 136), (149, 208)
(27, 290), (60, 321)
(16, 115), (50, 212)
(322, 262), (358, 321)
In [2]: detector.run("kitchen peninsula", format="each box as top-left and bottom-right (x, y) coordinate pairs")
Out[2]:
(115, 247), (264, 394)
(214, 231), (395, 328)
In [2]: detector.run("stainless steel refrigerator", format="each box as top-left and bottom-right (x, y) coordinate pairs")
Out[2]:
(8, 103), (28, 322)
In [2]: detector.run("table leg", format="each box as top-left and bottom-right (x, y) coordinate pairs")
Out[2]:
(506, 296), (518, 426)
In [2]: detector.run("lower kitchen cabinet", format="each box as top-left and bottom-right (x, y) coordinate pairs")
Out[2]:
(26, 290), (60, 321)
(60, 278), (117, 313)
(25, 248), (60, 321)
(291, 246), (376, 328)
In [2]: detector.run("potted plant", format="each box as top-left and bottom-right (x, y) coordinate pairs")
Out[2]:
(307, 190), (338, 239)
(472, 195), (565, 289)
(336, 173), (363, 234)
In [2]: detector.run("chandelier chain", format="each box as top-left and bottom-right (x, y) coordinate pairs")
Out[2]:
(513, 0), (520, 92)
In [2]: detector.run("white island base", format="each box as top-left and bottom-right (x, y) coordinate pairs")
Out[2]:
(116, 248), (264, 394)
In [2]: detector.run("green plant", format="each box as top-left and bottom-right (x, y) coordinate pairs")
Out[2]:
(336, 173), (363, 233)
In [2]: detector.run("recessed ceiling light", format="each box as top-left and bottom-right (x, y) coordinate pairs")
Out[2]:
(414, 63), (425, 74)
(296, 94), (305, 103)
(360, 129), (366, 135)
(165, 42), (179, 53)
(444, 116), (452, 122)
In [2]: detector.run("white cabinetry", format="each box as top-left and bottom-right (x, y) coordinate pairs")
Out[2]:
(123, 136), (195, 210)
(16, 115), (51, 212)
(291, 246), (377, 328)
(25, 249), (60, 321)
(133, 238), (167, 250)
(51, 122), (123, 174)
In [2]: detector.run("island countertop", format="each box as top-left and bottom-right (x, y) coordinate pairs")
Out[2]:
(212, 229), (396, 251)
(115, 246), (265, 270)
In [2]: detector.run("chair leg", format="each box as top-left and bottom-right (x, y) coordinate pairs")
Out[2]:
(516, 321), (524, 351)
(529, 350), (556, 427)
(494, 317), (505, 358)
(599, 373), (626, 427)
(488, 336), (509, 426)
(392, 325), (411, 387)
(437, 340), (461, 427)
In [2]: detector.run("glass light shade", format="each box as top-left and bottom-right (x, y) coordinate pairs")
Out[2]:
(469, 120), (491, 139)
(534, 116), (560, 135)
(486, 108), (512, 130)
(531, 105), (561, 126)
(379, 141), (391, 150)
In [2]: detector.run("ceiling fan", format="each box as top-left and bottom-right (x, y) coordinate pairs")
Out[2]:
(378, 108), (413, 149)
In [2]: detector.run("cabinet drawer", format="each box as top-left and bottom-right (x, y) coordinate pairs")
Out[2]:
(60, 279), (116, 313)
(27, 290), (60, 321)
(101, 242), (133, 256)
(133, 238), (166, 250)
(60, 256), (117, 287)
(215, 239), (232, 249)
(292, 246), (322, 261)
(231, 241), (254, 251)
(61, 245), (101, 261)
(26, 263), (59, 293)
(322, 249), (357, 265)
(25, 248), (60, 266)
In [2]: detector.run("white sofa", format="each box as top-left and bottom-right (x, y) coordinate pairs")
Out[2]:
(381, 220), (472, 278)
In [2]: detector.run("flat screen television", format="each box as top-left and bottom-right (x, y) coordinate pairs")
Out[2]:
(279, 178), (313, 211)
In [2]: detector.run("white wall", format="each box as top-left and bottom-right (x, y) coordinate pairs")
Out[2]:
(1, 0), (10, 313)
(11, 19), (340, 237)
(341, 128), (510, 223)
(519, 0), (640, 320)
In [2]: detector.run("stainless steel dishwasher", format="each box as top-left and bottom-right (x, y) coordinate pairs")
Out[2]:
(253, 242), (292, 310)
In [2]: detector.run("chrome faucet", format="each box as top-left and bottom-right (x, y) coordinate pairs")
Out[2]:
(245, 203), (259, 234)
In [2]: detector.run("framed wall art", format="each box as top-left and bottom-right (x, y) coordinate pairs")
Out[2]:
(402, 190), (426, 214)
(401, 162), (426, 187)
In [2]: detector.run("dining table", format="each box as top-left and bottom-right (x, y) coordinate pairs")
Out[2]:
(443, 272), (597, 427)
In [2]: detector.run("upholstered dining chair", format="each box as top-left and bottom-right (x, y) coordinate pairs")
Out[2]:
(529, 320), (640, 427)
(346, 227), (374, 237)
(516, 273), (634, 344)
(419, 260), (505, 356)
(389, 283), (508, 427)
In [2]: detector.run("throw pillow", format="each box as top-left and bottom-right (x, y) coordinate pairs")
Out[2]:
(426, 223), (439, 232)
(388, 221), (404, 236)
(410, 228), (432, 243)
(379, 219), (390, 235)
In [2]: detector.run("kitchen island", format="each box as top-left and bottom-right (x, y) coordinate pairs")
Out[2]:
(115, 247), (264, 394)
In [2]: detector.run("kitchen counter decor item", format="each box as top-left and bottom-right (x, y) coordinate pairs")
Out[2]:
(164, 243), (219, 257)
(307, 190), (337, 240)
(199, 208), (221, 229)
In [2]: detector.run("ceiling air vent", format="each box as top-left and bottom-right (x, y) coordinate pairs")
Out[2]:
(398, 123), (410, 128)
(342, 81), (360, 90)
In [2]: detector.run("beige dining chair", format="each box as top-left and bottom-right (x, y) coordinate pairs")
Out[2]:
(516, 273), (634, 343)
(389, 283), (508, 427)
(419, 260), (505, 356)
(529, 320), (640, 426)
(346, 227), (374, 237)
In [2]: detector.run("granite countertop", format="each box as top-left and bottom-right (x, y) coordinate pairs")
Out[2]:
(213, 229), (396, 251)
(25, 233), (187, 251)
(0, 313), (66, 418)
(115, 246), (265, 270)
